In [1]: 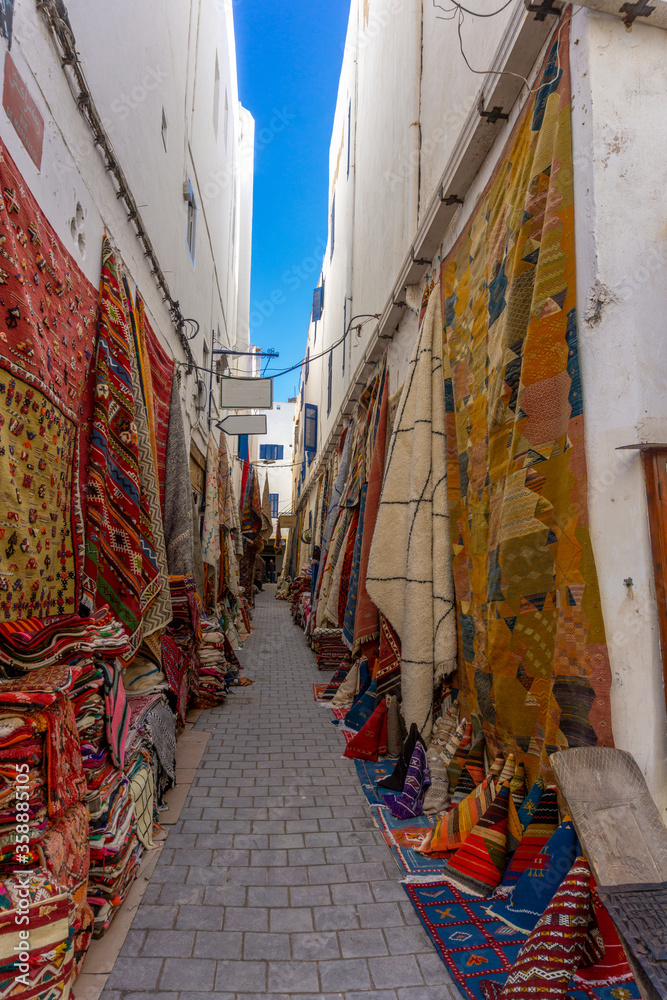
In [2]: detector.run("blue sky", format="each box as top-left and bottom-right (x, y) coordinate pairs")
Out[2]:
(233, 0), (350, 402)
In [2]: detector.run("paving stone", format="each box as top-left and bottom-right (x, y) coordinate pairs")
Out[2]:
(369, 957), (424, 990)
(313, 905), (360, 932)
(118, 928), (146, 957)
(176, 905), (224, 930)
(356, 902), (405, 929)
(159, 958), (216, 991)
(193, 930), (243, 958)
(290, 930), (341, 960)
(417, 951), (458, 985)
(267, 960), (320, 993)
(142, 929), (195, 957)
(246, 885), (290, 907)
(289, 885), (332, 907)
(157, 884), (204, 905)
(243, 931), (292, 960)
(131, 905), (177, 930)
(338, 929), (388, 959)
(201, 885), (248, 906)
(223, 907), (269, 932)
(268, 906), (314, 932)
(107, 958), (164, 990)
(331, 882), (374, 905)
(319, 959), (372, 992)
(214, 935), (265, 972)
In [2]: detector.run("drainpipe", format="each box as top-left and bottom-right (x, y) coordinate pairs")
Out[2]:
(408, 0), (424, 241)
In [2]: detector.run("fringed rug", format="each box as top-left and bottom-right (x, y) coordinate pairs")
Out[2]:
(374, 806), (447, 879)
(403, 880), (641, 1000)
(354, 759), (395, 805)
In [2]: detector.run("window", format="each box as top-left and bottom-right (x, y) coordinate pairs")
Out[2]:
(213, 54), (220, 139)
(312, 285), (324, 323)
(259, 444), (284, 461)
(327, 351), (333, 416)
(161, 106), (168, 152)
(270, 493), (279, 519)
(304, 403), (318, 456)
(238, 435), (249, 462)
(186, 180), (197, 264)
(330, 194), (335, 260)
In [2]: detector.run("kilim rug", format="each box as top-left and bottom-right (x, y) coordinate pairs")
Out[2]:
(354, 759), (395, 805)
(375, 806), (448, 879)
(441, 15), (613, 779)
(84, 238), (161, 659)
(0, 140), (98, 620)
(403, 880), (641, 1000)
(138, 298), (174, 514)
(313, 683), (330, 701)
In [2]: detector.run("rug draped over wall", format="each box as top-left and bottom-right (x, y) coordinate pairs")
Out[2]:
(441, 22), (613, 778)
(0, 140), (98, 621)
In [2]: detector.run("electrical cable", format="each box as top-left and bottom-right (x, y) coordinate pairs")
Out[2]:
(175, 313), (381, 382)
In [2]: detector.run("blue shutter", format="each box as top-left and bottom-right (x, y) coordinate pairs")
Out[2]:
(312, 286), (324, 322)
(270, 493), (279, 518)
(259, 445), (284, 461)
(238, 434), (248, 461)
(304, 404), (318, 456)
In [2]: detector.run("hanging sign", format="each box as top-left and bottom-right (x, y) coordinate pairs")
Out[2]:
(217, 413), (268, 436)
(3, 54), (43, 169)
(220, 376), (273, 409)
(279, 515), (297, 530)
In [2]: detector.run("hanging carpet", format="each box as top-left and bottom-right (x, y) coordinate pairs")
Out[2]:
(163, 373), (194, 577)
(441, 17), (613, 778)
(367, 283), (457, 742)
(0, 139), (98, 621)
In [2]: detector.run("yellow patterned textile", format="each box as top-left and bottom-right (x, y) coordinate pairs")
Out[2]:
(441, 19), (612, 782)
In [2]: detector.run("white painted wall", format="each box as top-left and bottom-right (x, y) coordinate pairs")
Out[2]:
(295, 0), (667, 804)
(569, 10), (667, 810)
(2, 0), (253, 466)
(255, 400), (297, 531)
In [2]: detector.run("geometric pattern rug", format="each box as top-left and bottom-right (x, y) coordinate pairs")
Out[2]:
(404, 880), (641, 1000)
(374, 806), (447, 880)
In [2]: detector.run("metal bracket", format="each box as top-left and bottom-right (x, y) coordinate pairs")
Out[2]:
(410, 247), (432, 267)
(523, 0), (561, 19)
(620, 0), (656, 26)
(440, 189), (464, 206)
(478, 99), (510, 124)
(392, 297), (408, 309)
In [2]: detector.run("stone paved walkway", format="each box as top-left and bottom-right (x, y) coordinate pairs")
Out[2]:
(101, 585), (459, 1000)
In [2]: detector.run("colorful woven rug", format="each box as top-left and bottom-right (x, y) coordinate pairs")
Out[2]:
(403, 880), (641, 1000)
(313, 683), (330, 702)
(440, 16), (613, 779)
(354, 759), (395, 805)
(375, 806), (448, 879)
(84, 238), (160, 659)
(0, 140), (98, 620)
(138, 300), (173, 513)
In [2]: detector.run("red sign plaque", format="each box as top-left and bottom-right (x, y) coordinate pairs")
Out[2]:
(3, 53), (43, 169)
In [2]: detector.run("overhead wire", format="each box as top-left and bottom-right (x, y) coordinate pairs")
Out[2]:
(175, 313), (381, 382)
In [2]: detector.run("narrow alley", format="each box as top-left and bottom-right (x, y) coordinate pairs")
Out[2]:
(101, 586), (458, 1000)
